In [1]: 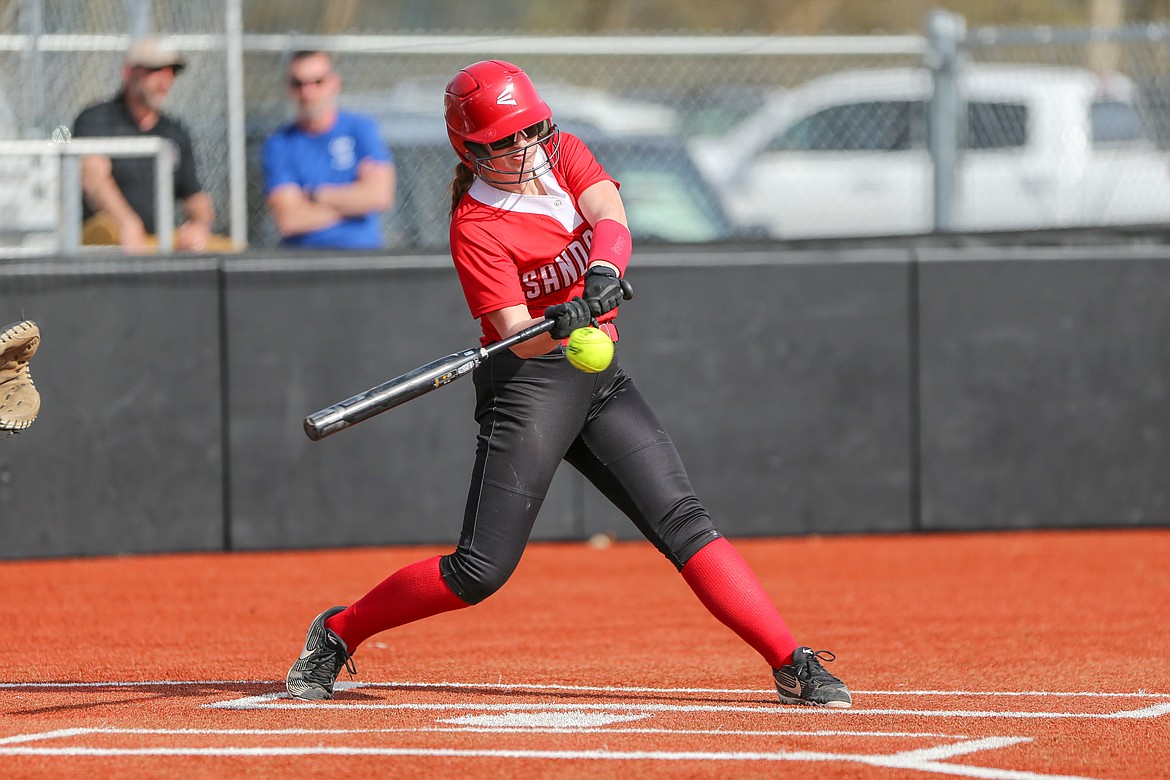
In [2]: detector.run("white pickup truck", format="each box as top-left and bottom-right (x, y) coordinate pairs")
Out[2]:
(690, 64), (1170, 238)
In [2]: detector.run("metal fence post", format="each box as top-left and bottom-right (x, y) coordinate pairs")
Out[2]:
(19, 0), (45, 138)
(226, 0), (247, 249)
(926, 9), (966, 232)
(60, 152), (82, 254)
(126, 0), (150, 40)
(154, 141), (175, 253)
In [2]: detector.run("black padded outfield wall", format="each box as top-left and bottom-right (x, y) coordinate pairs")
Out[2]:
(2, 246), (1168, 560)
(916, 247), (1170, 530)
(0, 258), (225, 558)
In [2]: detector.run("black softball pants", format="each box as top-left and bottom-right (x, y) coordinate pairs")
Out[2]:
(439, 347), (721, 604)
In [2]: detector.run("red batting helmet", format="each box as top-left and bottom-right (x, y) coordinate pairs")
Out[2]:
(444, 60), (559, 183)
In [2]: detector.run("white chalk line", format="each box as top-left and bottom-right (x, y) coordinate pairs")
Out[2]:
(2, 679), (1167, 698)
(0, 734), (1048, 776)
(0, 726), (975, 741)
(3, 680), (1155, 778)
(0, 739), (1097, 780)
(0, 704), (1109, 778)
(0, 729), (93, 746)
(5, 679), (1163, 720)
(206, 690), (1170, 720)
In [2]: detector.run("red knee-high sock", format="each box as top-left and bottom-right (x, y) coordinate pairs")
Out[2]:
(680, 537), (798, 669)
(325, 555), (469, 653)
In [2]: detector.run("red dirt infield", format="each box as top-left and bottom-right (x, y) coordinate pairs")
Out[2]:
(2, 528), (1168, 778)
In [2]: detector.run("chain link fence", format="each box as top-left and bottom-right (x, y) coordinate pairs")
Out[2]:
(3, 1), (1170, 254)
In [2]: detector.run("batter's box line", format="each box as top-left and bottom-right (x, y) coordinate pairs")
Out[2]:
(4, 679), (1167, 720)
(0, 726), (995, 741)
(3, 680), (1168, 699)
(200, 682), (1170, 721)
(0, 727), (1082, 780)
(206, 695), (1170, 720)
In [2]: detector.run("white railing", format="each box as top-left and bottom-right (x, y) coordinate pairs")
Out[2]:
(0, 136), (174, 255)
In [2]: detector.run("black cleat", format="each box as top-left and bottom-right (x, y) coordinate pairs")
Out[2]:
(286, 606), (356, 701)
(773, 647), (852, 708)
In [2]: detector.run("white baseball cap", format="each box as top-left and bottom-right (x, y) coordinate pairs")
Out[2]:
(124, 36), (186, 73)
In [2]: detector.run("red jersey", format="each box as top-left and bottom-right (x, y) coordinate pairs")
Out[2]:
(449, 132), (620, 346)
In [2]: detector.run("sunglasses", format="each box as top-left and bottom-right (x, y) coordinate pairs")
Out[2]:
(289, 74), (330, 90)
(137, 64), (182, 75)
(487, 121), (548, 152)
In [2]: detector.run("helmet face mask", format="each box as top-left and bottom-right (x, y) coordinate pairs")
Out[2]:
(444, 60), (559, 184)
(464, 119), (560, 184)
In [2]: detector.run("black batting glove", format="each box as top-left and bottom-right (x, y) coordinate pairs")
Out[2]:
(583, 266), (634, 317)
(545, 296), (593, 339)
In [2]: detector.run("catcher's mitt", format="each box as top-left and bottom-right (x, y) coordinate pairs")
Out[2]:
(1, 320), (41, 433)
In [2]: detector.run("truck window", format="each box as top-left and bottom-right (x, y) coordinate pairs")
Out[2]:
(767, 99), (1031, 154)
(765, 101), (922, 152)
(1090, 100), (1145, 146)
(964, 102), (1027, 150)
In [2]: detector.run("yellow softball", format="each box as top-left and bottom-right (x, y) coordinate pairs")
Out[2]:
(566, 326), (614, 373)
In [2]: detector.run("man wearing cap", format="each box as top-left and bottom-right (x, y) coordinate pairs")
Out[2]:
(71, 36), (234, 253)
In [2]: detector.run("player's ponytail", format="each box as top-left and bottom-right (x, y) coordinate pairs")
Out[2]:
(449, 162), (475, 218)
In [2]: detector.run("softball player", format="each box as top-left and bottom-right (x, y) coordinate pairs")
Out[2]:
(287, 60), (851, 709)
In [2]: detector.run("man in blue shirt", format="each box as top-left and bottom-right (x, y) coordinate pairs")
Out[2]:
(262, 51), (396, 250)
